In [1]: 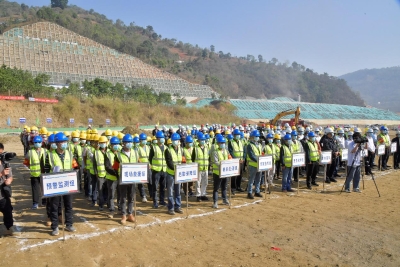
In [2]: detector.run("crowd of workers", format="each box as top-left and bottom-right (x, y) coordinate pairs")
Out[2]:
(16, 122), (396, 236)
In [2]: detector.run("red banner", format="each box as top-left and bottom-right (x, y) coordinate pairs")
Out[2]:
(28, 97), (58, 103)
(0, 95), (25, 100)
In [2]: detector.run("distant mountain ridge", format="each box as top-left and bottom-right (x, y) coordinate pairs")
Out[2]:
(340, 66), (400, 112)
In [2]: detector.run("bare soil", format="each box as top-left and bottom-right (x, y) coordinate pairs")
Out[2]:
(1, 136), (399, 267)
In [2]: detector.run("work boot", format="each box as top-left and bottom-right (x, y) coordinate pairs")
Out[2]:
(46, 217), (51, 227)
(255, 192), (263, 198)
(108, 211), (114, 219)
(120, 215), (127, 225)
(127, 214), (135, 223)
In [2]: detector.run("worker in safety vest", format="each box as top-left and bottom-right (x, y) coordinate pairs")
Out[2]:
(112, 134), (138, 225)
(273, 134), (282, 180)
(280, 134), (295, 192)
(89, 135), (100, 207)
(44, 132), (79, 236)
(164, 133), (184, 215)
(290, 130), (303, 182)
(104, 136), (120, 218)
(378, 126), (390, 170)
(228, 129), (245, 194)
(211, 135), (230, 209)
(246, 130), (263, 199)
(93, 136), (109, 211)
(263, 133), (276, 187)
(192, 133), (209, 202)
(304, 132), (320, 190)
(137, 133), (150, 202)
(24, 135), (47, 210)
(182, 135), (194, 197)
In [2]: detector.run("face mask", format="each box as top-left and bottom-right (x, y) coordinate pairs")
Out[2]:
(134, 143), (139, 147)
(254, 137), (259, 142)
(267, 139), (273, 144)
(348, 136), (353, 140)
(287, 140), (293, 146)
(200, 140), (205, 145)
(60, 143), (68, 150)
(147, 142), (151, 146)
(276, 140), (281, 144)
(112, 145), (119, 151)
(139, 140), (146, 145)
(206, 140), (210, 143)
(159, 138), (165, 144)
(188, 142), (193, 147)
(219, 144), (226, 149)
(51, 143), (57, 150)
(152, 140), (157, 144)
(125, 143), (133, 149)
(80, 140), (86, 144)
(99, 143), (107, 149)
(107, 136), (111, 140)
(311, 137), (316, 142)
(87, 141), (91, 146)
(234, 135), (240, 140)
(72, 138), (79, 143)
(34, 143), (42, 148)
(298, 135), (303, 140)
(172, 140), (179, 146)
(292, 136), (297, 141)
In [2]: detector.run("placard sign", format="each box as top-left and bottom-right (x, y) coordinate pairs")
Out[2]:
(258, 155), (273, 171)
(19, 118), (26, 124)
(377, 145), (385, 156)
(69, 118), (74, 124)
(219, 158), (240, 178)
(320, 151), (332, 164)
(175, 163), (199, 184)
(363, 148), (369, 157)
(41, 171), (79, 197)
(46, 118), (52, 123)
(88, 118), (93, 123)
(106, 119), (111, 125)
(391, 142), (397, 153)
(119, 163), (148, 184)
(292, 152), (305, 167)
(341, 148), (348, 161)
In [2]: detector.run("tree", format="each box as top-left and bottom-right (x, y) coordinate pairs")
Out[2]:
(202, 48), (209, 59)
(258, 54), (263, 63)
(51, 0), (68, 9)
(210, 45), (215, 53)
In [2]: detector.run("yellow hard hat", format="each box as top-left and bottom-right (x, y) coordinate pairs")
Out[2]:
(146, 136), (152, 142)
(210, 131), (215, 136)
(105, 129), (112, 136)
(274, 133), (281, 140)
(64, 131), (71, 137)
(26, 127), (31, 132)
(71, 131), (80, 138)
(167, 139), (172, 145)
(53, 131), (57, 134)
(87, 129), (92, 134)
(225, 130), (231, 135)
(92, 134), (100, 141)
(99, 136), (108, 143)
(24, 125), (28, 129)
(40, 127), (48, 135)
(291, 126), (296, 130)
(152, 136), (157, 141)
(117, 132), (124, 140)
(31, 126), (38, 132)
(86, 134), (92, 141)
(134, 133), (139, 137)
(112, 130), (118, 137)
(80, 132), (87, 139)
(75, 129), (80, 133)
(215, 129), (221, 134)
(47, 132), (52, 137)
(92, 129), (98, 134)
(266, 125), (271, 129)
(273, 126), (277, 130)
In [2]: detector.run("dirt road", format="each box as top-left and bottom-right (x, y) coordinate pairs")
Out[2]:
(0, 136), (399, 267)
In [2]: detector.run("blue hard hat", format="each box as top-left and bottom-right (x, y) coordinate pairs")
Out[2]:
(33, 136), (43, 143)
(155, 131), (165, 138)
(133, 137), (140, 143)
(110, 136), (120, 144)
(122, 134), (133, 142)
(250, 130), (260, 137)
(171, 133), (180, 141)
(266, 133), (274, 139)
(186, 136), (193, 143)
(48, 134), (55, 143)
(205, 134), (210, 139)
(216, 136), (226, 143)
(380, 126), (388, 131)
(215, 133), (222, 139)
(55, 132), (68, 142)
(240, 132), (244, 138)
(308, 132), (315, 137)
(291, 130), (298, 136)
(232, 129), (241, 135)
(139, 133), (147, 140)
(227, 134), (233, 140)
(197, 133), (206, 140)
(283, 134), (291, 140)
(191, 129), (196, 135)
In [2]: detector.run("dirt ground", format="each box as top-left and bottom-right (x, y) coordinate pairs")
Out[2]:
(0, 136), (400, 267)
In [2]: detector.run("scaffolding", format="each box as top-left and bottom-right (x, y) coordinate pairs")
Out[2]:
(0, 22), (218, 98)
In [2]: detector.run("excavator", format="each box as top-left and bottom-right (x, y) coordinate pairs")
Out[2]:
(257, 106), (302, 128)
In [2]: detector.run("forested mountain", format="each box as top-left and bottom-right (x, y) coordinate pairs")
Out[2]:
(0, 0), (364, 106)
(340, 67), (400, 112)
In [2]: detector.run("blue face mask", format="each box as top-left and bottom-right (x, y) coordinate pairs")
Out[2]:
(51, 143), (57, 150)
(125, 143), (133, 149)
(200, 140), (205, 145)
(159, 138), (165, 144)
(80, 140), (86, 144)
(276, 140), (281, 144)
(292, 136), (297, 140)
(107, 136), (111, 140)
(234, 135), (240, 140)
(267, 139), (273, 144)
(188, 142), (193, 147)
(72, 138), (79, 143)
(219, 144), (226, 149)
(141, 140), (147, 145)
(60, 143), (68, 150)
(99, 143), (107, 149)
(113, 145), (119, 151)
(287, 140), (293, 146)
(254, 137), (259, 142)
(172, 140), (179, 146)
(34, 143), (41, 148)
(87, 141), (91, 146)
(311, 137), (316, 142)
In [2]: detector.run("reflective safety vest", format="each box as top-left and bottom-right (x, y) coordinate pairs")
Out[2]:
(105, 150), (117, 181)
(231, 140), (244, 159)
(95, 149), (106, 178)
(272, 143), (281, 161)
(138, 145), (150, 163)
(212, 149), (228, 175)
(151, 145), (166, 172)
(75, 144), (83, 166)
(49, 150), (73, 172)
(379, 134), (390, 146)
(29, 148), (46, 177)
(68, 142), (75, 153)
(264, 143), (276, 157)
(292, 141), (301, 153)
(166, 146), (182, 176)
(195, 145), (209, 171)
(116, 149), (138, 176)
(86, 146), (95, 174)
(246, 142), (261, 168)
(183, 147), (193, 163)
(307, 141), (319, 162)
(282, 145), (293, 167)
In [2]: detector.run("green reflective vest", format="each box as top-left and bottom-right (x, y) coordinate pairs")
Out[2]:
(116, 149), (138, 176)
(195, 145), (209, 171)
(49, 150), (73, 172)
(183, 147), (193, 163)
(106, 150), (117, 181)
(292, 141), (301, 153)
(86, 146), (95, 174)
(264, 143), (275, 156)
(152, 145), (166, 172)
(166, 146), (182, 176)
(379, 133), (390, 146)
(74, 144), (84, 166)
(307, 141), (319, 162)
(95, 149), (106, 178)
(272, 143), (281, 161)
(212, 149), (228, 175)
(29, 148), (46, 177)
(282, 145), (293, 167)
(246, 142), (261, 168)
(231, 140), (244, 159)
(138, 145), (150, 163)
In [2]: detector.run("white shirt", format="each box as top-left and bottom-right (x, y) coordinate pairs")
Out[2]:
(347, 141), (361, 166)
(367, 136), (375, 152)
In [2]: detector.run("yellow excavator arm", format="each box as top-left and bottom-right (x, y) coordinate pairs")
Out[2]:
(270, 106), (301, 126)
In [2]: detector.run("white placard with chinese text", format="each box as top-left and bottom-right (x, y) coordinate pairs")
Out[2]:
(220, 158), (240, 178)
(341, 149), (348, 161)
(391, 142), (397, 153)
(377, 145), (385, 156)
(319, 151), (332, 164)
(41, 171), (79, 198)
(258, 155), (273, 171)
(175, 163), (199, 184)
(119, 163), (149, 184)
(292, 152), (305, 167)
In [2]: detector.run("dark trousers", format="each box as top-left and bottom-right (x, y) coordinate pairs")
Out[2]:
(107, 179), (118, 212)
(327, 156), (337, 180)
(30, 176), (42, 205)
(84, 170), (91, 197)
(97, 177), (107, 207)
(306, 162), (319, 186)
(394, 151), (400, 168)
(138, 184), (147, 198)
(151, 171), (166, 205)
(275, 161), (281, 178)
(365, 151), (374, 173)
(232, 163), (243, 190)
(183, 182), (193, 195)
(293, 167), (299, 182)
(212, 173), (227, 202)
(383, 148), (390, 167)
(0, 198), (13, 229)
(119, 184), (134, 215)
(50, 195), (73, 230)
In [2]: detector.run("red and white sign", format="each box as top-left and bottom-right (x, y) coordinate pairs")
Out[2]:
(28, 97), (58, 103)
(0, 95), (25, 100)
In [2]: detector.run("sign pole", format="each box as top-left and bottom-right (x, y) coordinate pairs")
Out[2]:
(379, 155), (382, 171)
(61, 196), (65, 241)
(323, 165), (326, 192)
(229, 177), (232, 209)
(133, 184), (137, 228)
(297, 167), (299, 195)
(264, 170), (268, 199)
(186, 182), (189, 218)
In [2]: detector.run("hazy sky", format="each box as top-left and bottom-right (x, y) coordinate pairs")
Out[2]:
(14, 0), (400, 76)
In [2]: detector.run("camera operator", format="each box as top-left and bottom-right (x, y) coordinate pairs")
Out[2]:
(344, 132), (366, 193)
(320, 127), (339, 183)
(365, 129), (375, 175)
(0, 143), (14, 236)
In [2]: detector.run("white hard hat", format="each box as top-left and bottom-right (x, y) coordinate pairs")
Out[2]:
(354, 127), (361, 133)
(325, 127), (333, 134)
